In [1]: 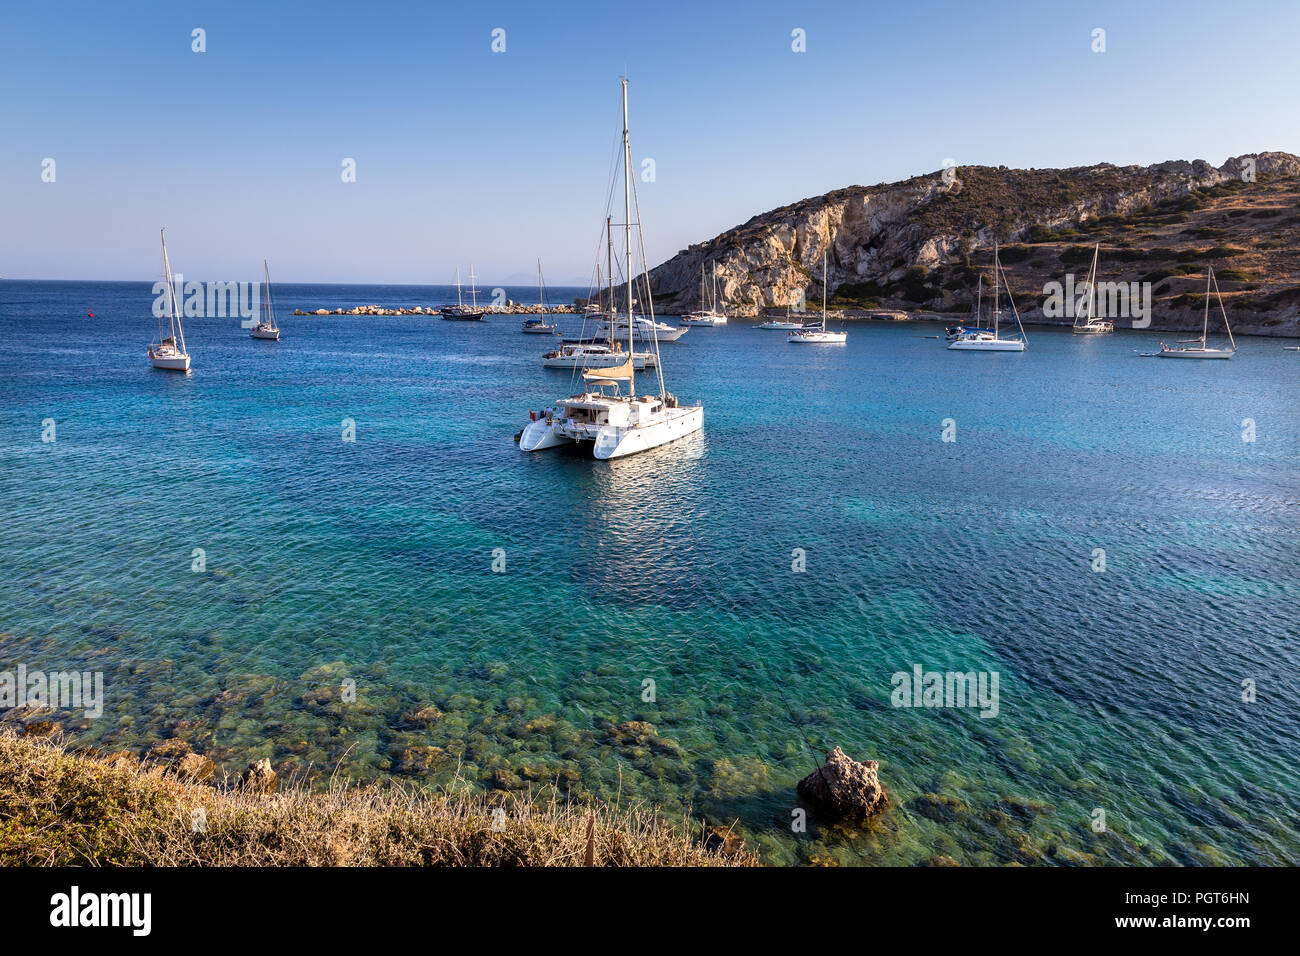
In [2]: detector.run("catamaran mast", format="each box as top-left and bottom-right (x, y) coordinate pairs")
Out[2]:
(622, 77), (634, 395)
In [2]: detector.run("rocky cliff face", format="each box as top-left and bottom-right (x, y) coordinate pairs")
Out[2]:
(635, 152), (1300, 335)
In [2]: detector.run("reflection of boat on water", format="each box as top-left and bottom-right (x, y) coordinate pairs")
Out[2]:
(519, 79), (702, 461)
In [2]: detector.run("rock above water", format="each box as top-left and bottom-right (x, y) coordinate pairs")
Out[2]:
(240, 758), (277, 793)
(797, 747), (888, 819)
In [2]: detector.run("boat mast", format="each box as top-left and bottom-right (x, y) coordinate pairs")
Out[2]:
(469, 265), (478, 309)
(992, 241), (1000, 337)
(263, 259), (276, 330)
(622, 77), (634, 396)
(456, 267), (463, 307)
(975, 274), (982, 328)
(537, 257), (544, 310)
(160, 228), (184, 352)
(1087, 243), (1099, 327)
(1202, 267), (1211, 347)
(821, 248), (828, 331)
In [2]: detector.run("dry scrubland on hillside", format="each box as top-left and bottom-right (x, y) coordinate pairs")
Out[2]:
(0, 732), (755, 866)
(645, 152), (1300, 335)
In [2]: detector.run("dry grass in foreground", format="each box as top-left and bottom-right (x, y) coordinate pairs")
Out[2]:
(0, 732), (756, 867)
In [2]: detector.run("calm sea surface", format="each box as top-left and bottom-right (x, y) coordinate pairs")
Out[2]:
(2, 279), (1297, 865)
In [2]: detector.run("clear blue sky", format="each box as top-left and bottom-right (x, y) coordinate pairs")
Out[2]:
(2, 0), (1297, 284)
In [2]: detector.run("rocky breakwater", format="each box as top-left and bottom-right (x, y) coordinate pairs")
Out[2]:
(292, 302), (578, 317)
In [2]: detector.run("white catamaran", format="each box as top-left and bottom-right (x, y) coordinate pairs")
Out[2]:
(948, 242), (1027, 351)
(1158, 265), (1236, 359)
(1073, 243), (1114, 334)
(249, 259), (280, 340)
(147, 229), (191, 371)
(519, 79), (702, 460)
(789, 250), (847, 344)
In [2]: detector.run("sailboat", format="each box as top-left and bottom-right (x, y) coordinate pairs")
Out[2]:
(543, 217), (656, 368)
(147, 229), (191, 371)
(1158, 266), (1236, 359)
(681, 262), (728, 325)
(442, 266), (485, 320)
(1073, 243), (1114, 334)
(522, 259), (558, 334)
(789, 251), (847, 344)
(759, 263), (807, 329)
(946, 275), (983, 340)
(948, 242), (1027, 351)
(249, 260), (280, 340)
(519, 79), (702, 460)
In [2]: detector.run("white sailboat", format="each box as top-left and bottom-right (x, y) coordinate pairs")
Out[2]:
(522, 259), (557, 333)
(789, 250), (847, 344)
(442, 266), (485, 320)
(1158, 266), (1236, 359)
(249, 259), (280, 340)
(519, 79), (702, 460)
(147, 229), (191, 371)
(681, 262), (728, 325)
(948, 242), (1027, 351)
(1073, 243), (1114, 334)
(760, 264), (807, 329)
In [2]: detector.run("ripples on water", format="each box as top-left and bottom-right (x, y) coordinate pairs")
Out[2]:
(1, 281), (1298, 865)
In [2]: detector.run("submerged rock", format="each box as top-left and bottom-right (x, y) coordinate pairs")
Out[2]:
(797, 747), (888, 819)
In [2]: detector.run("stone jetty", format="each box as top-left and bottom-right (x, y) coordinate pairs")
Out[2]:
(291, 302), (578, 317)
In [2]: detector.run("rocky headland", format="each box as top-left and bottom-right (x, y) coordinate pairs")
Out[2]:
(632, 151), (1300, 336)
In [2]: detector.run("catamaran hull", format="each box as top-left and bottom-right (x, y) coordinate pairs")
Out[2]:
(519, 406), (703, 459)
(948, 339), (1026, 351)
(1158, 349), (1234, 359)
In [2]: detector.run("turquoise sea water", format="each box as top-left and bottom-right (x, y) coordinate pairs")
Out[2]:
(2, 280), (1297, 866)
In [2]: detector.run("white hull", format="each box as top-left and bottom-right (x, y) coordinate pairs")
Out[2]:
(249, 326), (280, 340)
(543, 350), (655, 369)
(758, 320), (804, 330)
(149, 352), (190, 371)
(948, 337), (1025, 351)
(680, 313), (727, 326)
(520, 405), (702, 459)
(1158, 347), (1234, 359)
(1073, 324), (1113, 335)
(602, 323), (688, 342)
(789, 331), (846, 344)
(522, 326), (556, 334)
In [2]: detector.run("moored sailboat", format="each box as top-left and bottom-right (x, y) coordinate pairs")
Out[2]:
(249, 260), (280, 340)
(147, 229), (191, 371)
(519, 79), (702, 460)
(948, 242), (1027, 351)
(442, 266), (485, 320)
(1073, 243), (1114, 334)
(1157, 266), (1236, 359)
(789, 250), (847, 344)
